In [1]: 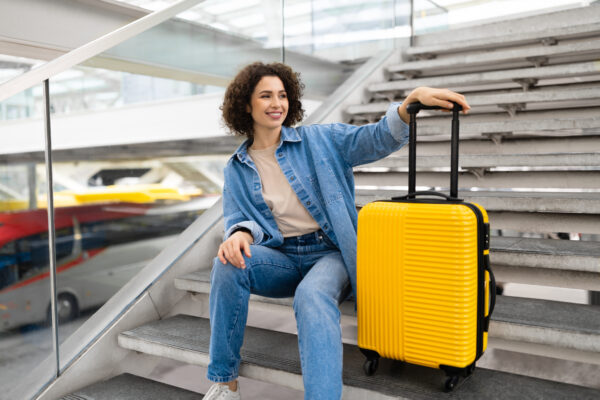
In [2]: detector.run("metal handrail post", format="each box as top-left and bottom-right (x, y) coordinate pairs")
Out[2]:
(410, 0), (415, 47)
(43, 79), (60, 377)
(281, 0), (286, 63)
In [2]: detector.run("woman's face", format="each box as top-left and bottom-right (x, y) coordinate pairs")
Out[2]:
(247, 75), (289, 134)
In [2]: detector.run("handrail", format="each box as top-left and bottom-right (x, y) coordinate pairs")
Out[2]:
(0, 0), (204, 103)
(425, 0), (449, 13)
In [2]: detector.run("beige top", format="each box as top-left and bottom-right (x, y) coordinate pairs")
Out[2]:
(248, 143), (320, 237)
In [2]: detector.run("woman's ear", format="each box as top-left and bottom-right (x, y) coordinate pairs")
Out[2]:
(246, 104), (251, 113)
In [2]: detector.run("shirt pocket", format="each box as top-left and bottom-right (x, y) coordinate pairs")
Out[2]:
(309, 168), (343, 205)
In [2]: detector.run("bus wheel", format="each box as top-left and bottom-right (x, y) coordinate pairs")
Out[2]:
(48, 294), (79, 324)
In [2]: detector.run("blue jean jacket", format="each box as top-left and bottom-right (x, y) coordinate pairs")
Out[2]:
(222, 103), (409, 296)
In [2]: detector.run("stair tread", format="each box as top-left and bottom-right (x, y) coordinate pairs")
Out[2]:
(491, 236), (600, 258)
(178, 236), (600, 270)
(390, 38), (600, 73)
(369, 62), (600, 93)
(119, 315), (600, 399)
(360, 152), (600, 168)
(60, 373), (201, 400)
(351, 108), (600, 137)
(176, 270), (600, 337)
(354, 190), (600, 214)
(493, 296), (600, 335)
(405, 21), (600, 56)
(348, 86), (600, 115)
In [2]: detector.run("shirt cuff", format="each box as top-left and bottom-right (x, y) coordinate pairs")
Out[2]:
(386, 102), (409, 146)
(225, 221), (264, 244)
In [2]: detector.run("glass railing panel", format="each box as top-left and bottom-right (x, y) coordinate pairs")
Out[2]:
(0, 62), (42, 121)
(49, 7), (243, 358)
(0, 56), (44, 87)
(42, 66), (223, 118)
(118, 0), (408, 63)
(93, 1), (350, 97)
(0, 85), (56, 400)
(412, 0), (592, 36)
(283, 0), (407, 62)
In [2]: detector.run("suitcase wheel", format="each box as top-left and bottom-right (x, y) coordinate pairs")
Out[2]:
(363, 358), (379, 376)
(444, 375), (459, 392)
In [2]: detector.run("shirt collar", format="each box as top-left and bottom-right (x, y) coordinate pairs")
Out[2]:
(233, 126), (301, 163)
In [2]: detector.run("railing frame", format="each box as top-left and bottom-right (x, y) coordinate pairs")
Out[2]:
(0, 0), (205, 103)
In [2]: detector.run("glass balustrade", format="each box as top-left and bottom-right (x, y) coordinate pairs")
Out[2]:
(0, 85), (57, 400)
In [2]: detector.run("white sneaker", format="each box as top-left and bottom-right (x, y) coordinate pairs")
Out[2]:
(203, 383), (241, 400)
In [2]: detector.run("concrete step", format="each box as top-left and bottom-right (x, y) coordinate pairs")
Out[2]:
(118, 315), (600, 399)
(406, 21), (600, 59)
(362, 134), (600, 154)
(178, 235), (600, 289)
(348, 86), (600, 118)
(362, 152), (600, 169)
(354, 170), (600, 190)
(354, 191), (600, 235)
(368, 62), (600, 95)
(490, 236), (600, 273)
(174, 270), (356, 317)
(355, 190), (600, 214)
(366, 107), (600, 140)
(390, 38), (600, 78)
(59, 373), (202, 400)
(175, 268), (600, 355)
(490, 237), (600, 291)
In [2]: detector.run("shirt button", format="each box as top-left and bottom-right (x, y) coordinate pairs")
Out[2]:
(306, 201), (311, 206)
(323, 224), (328, 230)
(278, 153), (283, 157)
(290, 176), (295, 181)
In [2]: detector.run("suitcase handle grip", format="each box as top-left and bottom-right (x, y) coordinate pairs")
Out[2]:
(406, 102), (463, 114)
(392, 191), (462, 201)
(406, 101), (461, 198)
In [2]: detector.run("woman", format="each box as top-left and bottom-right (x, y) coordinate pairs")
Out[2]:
(204, 62), (469, 400)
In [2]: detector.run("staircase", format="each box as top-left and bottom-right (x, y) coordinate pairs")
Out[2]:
(46, 5), (600, 399)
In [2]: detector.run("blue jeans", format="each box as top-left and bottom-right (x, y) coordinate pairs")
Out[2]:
(207, 230), (351, 400)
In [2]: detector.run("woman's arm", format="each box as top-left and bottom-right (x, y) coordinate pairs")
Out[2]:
(328, 87), (470, 167)
(219, 179), (261, 270)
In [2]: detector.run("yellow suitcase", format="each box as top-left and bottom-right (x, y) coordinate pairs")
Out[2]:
(356, 102), (496, 391)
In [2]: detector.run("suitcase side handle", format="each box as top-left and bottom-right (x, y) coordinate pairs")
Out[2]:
(485, 262), (497, 331)
(406, 101), (462, 199)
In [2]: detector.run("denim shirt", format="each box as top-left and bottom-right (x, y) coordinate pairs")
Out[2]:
(222, 103), (409, 296)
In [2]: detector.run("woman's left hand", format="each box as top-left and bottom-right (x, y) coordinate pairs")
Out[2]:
(397, 87), (470, 124)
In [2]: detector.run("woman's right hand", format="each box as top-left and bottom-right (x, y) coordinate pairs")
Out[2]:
(218, 231), (253, 269)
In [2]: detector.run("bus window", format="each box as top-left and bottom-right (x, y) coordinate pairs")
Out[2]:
(0, 241), (18, 290)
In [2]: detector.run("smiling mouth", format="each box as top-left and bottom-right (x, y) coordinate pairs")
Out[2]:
(267, 112), (283, 118)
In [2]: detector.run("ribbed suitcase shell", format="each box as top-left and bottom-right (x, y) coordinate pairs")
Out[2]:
(357, 200), (490, 370)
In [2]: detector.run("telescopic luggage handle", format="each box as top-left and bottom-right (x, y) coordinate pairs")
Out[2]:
(405, 101), (463, 200)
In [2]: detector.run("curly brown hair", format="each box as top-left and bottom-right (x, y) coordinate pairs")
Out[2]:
(221, 62), (305, 139)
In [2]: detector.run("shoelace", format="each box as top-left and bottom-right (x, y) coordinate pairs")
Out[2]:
(205, 384), (236, 400)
